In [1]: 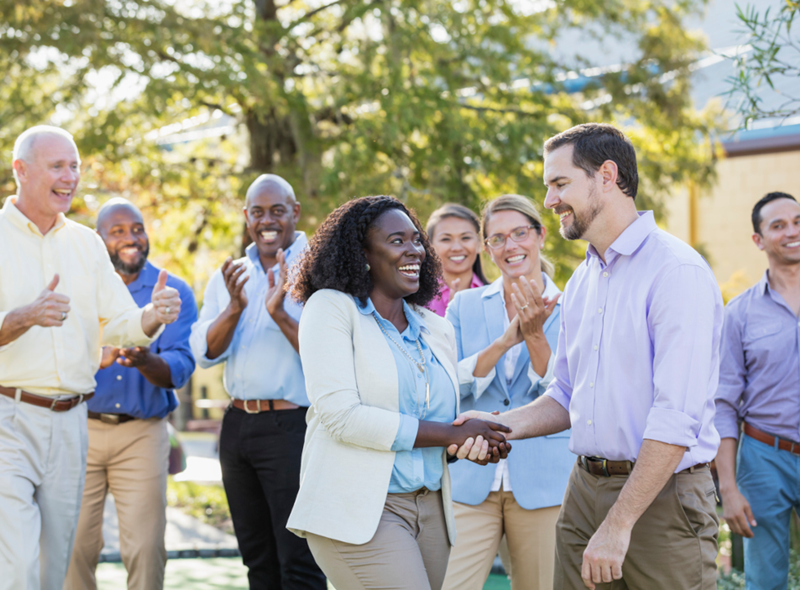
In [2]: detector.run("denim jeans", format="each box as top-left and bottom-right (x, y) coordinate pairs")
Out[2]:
(738, 433), (800, 590)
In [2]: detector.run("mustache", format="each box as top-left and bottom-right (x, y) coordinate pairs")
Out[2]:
(554, 205), (573, 215)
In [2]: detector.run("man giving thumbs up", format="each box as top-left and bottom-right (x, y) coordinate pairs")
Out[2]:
(0, 126), (182, 590)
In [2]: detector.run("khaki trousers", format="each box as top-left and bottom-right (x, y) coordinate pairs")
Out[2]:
(442, 491), (560, 590)
(306, 489), (450, 590)
(554, 460), (719, 590)
(64, 417), (169, 590)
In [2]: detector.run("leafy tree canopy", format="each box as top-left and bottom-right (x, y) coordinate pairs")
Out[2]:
(0, 0), (723, 289)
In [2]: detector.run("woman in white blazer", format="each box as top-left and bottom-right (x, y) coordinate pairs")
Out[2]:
(287, 196), (511, 590)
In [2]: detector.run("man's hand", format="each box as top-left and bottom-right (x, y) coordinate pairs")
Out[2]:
(100, 346), (120, 369)
(116, 346), (153, 368)
(721, 486), (757, 538)
(222, 257), (248, 314)
(446, 411), (512, 465)
(29, 274), (71, 327)
(151, 270), (181, 325)
(266, 248), (288, 318)
(581, 520), (631, 589)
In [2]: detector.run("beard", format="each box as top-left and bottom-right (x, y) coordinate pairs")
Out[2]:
(559, 183), (603, 241)
(110, 242), (149, 276)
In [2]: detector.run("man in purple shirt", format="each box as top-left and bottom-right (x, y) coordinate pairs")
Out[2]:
(714, 192), (800, 590)
(454, 123), (722, 589)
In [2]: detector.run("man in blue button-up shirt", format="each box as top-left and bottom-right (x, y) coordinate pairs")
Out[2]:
(65, 198), (197, 590)
(189, 175), (325, 590)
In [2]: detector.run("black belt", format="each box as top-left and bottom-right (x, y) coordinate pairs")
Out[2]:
(87, 411), (137, 425)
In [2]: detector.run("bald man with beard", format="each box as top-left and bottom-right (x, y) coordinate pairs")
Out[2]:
(189, 175), (326, 590)
(65, 198), (197, 590)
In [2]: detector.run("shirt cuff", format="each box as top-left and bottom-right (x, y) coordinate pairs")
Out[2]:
(458, 353), (496, 400)
(129, 308), (163, 346)
(527, 354), (555, 393)
(643, 407), (701, 448)
(714, 405), (741, 440)
(190, 321), (227, 368)
(391, 414), (420, 452)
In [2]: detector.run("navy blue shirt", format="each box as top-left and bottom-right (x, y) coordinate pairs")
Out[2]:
(89, 261), (197, 418)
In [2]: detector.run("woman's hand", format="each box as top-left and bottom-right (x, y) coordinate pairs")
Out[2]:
(510, 279), (559, 342)
(451, 419), (510, 449)
(497, 314), (523, 351)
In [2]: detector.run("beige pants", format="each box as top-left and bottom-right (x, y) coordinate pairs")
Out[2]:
(441, 490), (560, 590)
(64, 417), (169, 590)
(306, 489), (450, 590)
(554, 460), (719, 590)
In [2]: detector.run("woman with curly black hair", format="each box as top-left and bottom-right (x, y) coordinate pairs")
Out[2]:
(286, 196), (511, 590)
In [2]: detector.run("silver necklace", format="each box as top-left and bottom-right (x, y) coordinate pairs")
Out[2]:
(372, 312), (430, 418)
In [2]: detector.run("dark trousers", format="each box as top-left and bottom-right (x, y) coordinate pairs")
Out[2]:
(220, 405), (326, 590)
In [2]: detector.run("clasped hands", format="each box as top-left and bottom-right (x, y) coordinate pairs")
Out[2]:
(446, 410), (512, 465)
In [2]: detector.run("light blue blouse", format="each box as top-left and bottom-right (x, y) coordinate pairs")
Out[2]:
(357, 297), (457, 493)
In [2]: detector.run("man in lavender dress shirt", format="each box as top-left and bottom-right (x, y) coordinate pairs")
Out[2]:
(454, 123), (723, 589)
(714, 192), (800, 590)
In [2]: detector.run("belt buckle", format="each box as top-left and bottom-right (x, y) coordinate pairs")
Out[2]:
(601, 458), (610, 477)
(100, 413), (120, 425)
(243, 400), (260, 414)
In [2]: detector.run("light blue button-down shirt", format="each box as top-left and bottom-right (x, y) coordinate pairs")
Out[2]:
(190, 233), (309, 405)
(545, 212), (723, 472)
(357, 297), (457, 493)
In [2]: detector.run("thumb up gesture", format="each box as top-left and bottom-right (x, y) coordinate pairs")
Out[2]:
(28, 274), (71, 327)
(151, 270), (181, 325)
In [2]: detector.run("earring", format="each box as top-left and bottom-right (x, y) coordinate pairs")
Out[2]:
(365, 263), (371, 271)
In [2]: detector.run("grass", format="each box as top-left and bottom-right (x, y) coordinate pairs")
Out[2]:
(166, 478), (233, 534)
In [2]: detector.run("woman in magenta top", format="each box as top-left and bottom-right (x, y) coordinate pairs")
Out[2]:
(425, 204), (488, 317)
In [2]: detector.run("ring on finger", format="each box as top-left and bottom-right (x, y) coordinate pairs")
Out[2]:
(165, 306), (170, 314)
(520, 304), (529, 310)
(61, 311), (67, 321)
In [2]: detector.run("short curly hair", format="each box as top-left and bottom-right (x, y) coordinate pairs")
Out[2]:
(292, 195), (442, 306)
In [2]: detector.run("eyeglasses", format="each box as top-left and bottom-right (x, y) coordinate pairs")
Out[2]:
(484, 225), (540, 250)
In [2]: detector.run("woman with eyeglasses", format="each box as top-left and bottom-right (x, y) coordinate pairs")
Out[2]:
(286, 195), (512, 590)
(441, 194), (574, 590)
(425, 204), (488, 317)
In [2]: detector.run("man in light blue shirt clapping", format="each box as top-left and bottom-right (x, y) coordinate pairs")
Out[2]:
(189, 175), (325, 589)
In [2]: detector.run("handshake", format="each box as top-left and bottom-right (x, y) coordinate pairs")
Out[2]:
(445, 411), (512, 466)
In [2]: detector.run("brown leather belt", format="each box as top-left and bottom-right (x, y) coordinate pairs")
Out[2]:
(579, 456), (709, 477)
(88, 411), (136, 425)
(0, 385), (93, 412)
(744, 422), (800, 456)
(231, 399), (300, 413)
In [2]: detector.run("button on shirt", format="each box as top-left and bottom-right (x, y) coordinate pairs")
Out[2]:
(90, 261), (197, 418)
(545, 212), (723, 472)
(715, 271), (800, 442)
(0, 197), (155, 396)
(190, 233), (309, 406)
(359, 298), (458, 493)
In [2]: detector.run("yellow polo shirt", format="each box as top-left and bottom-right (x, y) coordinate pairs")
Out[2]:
(0, 196), (155, 396)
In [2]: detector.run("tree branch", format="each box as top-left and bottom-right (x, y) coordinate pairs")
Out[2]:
(287, 0), (345, 30)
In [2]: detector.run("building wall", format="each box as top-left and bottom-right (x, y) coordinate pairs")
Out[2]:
(665, 149), (800, 300)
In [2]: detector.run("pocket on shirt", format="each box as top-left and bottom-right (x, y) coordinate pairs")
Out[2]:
(744, 321), (783, 342)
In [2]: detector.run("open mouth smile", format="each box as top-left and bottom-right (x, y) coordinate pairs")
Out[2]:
(448, 255), (467, 263)
(259, 229), (279, 244)
(505, 254), (526, 265)
(398, 264), (420, 278)
(784, 241), (800, 249)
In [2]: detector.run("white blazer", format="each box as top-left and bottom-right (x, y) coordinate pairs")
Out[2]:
(287, 289), (460, 546)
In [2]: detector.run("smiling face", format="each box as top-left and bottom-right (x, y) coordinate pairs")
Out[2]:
(363, 208), (426, 301)
(244, 188), (300, 262)
(97, 204), (150, 277)
(484, 210), (545, 280)
(543, 144), (603, 241)
(431, 216), (480, 278)
(754, 198), (800, 266)
(14, 133), (81, 225)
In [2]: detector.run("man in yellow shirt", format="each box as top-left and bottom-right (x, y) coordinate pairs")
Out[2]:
(0, 125), (182, 590)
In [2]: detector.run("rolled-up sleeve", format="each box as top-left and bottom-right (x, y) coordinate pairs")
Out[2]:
(391, 415), (420, 452)
(300, 291), (402, 452)
(643, 264), (721, 448)
(714, 304), (746, 440)
(545, 307), (572, 411)
(94, 237), (158, 348)
(190, 270), (232, 369)
(155, 280), (198, 389)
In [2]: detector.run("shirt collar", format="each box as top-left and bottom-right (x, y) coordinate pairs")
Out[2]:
(2, 195), (67, 237)
(127, 260), (160, 292)
(245, 231), (308, 272)
(586, 211), (657, 262)
(356, 296), (428, 339)
(759, 270), (771, 295)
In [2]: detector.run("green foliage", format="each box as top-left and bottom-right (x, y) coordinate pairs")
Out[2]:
(726, 0), (800, 125)
(0, 0), (723, 288)
(166, 478), (233, 533)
